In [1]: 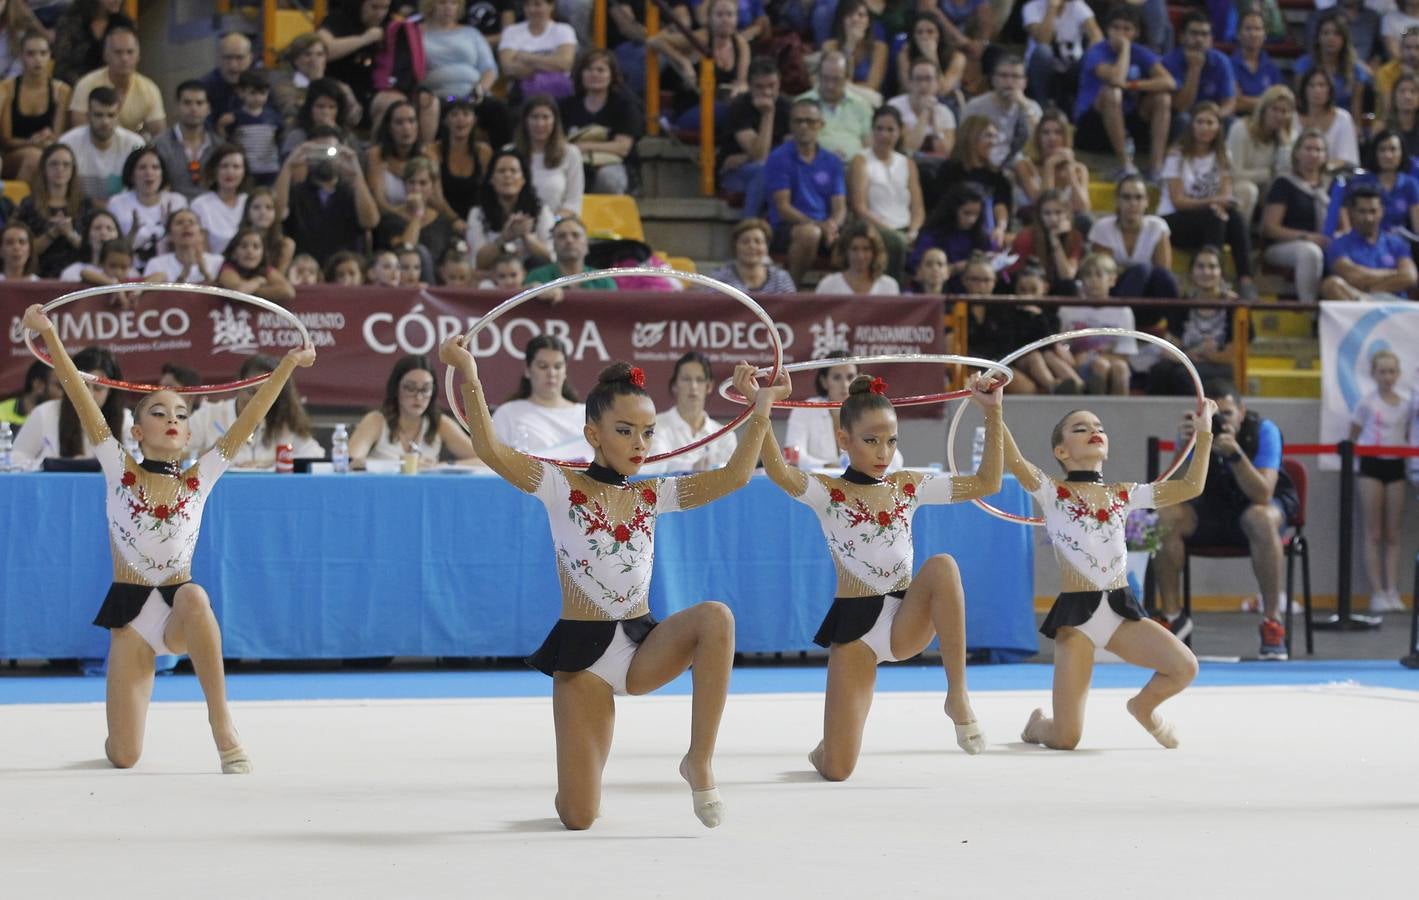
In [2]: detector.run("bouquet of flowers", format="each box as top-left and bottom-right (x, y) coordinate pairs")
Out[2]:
(1124, 509), (1161, 554)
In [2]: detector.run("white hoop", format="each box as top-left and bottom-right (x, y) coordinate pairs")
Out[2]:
(716, 353), (1013, 408)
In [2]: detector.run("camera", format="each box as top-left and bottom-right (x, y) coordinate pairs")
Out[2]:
(1211, 413), (1226, 436)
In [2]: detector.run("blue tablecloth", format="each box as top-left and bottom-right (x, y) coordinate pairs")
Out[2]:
(0, 473), (1036, 661)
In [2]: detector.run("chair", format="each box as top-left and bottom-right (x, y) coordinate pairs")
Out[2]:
(581, 194), (645, 242)
(1181, 458), (1312, 657)
(3, 180), (30, 205)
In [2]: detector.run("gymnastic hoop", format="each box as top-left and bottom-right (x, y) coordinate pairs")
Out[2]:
(946, 328), (1205, 526)
(715, 354), (1014, 408)
(445, 267), (784, 468)
(24, 282), (311, 394)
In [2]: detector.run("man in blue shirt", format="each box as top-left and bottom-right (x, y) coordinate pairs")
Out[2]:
(1162, 10), (1235, 122)
(1074, 5), (1176, 178)
(764, 98), (845, 284)
(1155, 379), (1300, 659)
(1322, 183), (1419, 300)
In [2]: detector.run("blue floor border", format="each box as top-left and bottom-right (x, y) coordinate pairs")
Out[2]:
(0, 660), (1414, 706)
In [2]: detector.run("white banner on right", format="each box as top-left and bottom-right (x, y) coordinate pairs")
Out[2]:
(1317, 301), (1419, 472)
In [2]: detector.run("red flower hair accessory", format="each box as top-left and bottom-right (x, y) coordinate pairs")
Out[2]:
(869, 377), (888, 395)
(629, 367), (646, 389)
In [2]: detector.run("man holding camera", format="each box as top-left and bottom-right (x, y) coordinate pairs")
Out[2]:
(274, 126), (380, 264)
(1153, 380), (1299, 659)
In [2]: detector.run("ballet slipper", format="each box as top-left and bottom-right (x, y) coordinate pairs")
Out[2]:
(954, 720), (986, 755)
(1020, 708), (1047, 745)
(1141, 716), (1179, 749)
(679, 756), (723, 829)
(219, 744), (252, 774)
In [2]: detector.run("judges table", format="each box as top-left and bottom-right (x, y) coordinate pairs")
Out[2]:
(0, 473), (1037, 661)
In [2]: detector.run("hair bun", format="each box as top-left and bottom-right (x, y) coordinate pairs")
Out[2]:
(596, 363), (647, 389)
(847, 374), (876, 396)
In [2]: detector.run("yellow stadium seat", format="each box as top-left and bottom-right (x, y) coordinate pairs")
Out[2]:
(1087, 180), (1161, 215)
(271, 10), (316, 58)
(3, 180), (29, 205)
(582, 194), (645, 242)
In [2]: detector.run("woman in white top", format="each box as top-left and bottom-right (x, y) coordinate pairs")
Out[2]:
(187, 354), (323, 468)
(849, 106), (923, 283)
(785, 352), (904, 471)
(888, 58), (956, 158)
(467, 149), (555, 269)
(58, 210), (134, 283)
(143, 207), (224, 283)
(515, 96), (584, 218)
(1087, 173), (1173, 292)
(1226, 85), (1297, 224)
(642, 352), (739, 474)
(11, 345), (132, 470)
(1297, 67), (1359, 169)
(815, 222), (900, 296)
(190, 144), (249, 255)
(491, 334), (592, 460)
(0, 220), (37, 280)
(348, 353), (478, 469)
(365, 98), (457, 224)
(496, 0), (577, 100)
(106, 146), (188, 266)
(1348, 349), (1411, 612)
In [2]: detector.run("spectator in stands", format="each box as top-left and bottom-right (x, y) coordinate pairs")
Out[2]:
(690, 0), (768, 43)
(436, 243), (473, 285)
(482, 249), (526, 287)
(515, 95), (583, 217)
(188, 354), (323, 468)
(1386, 73), (1419, 158)
(524, 213), (616, 290)
(52, 0), (133, 86)
(560, 47), (642, 196)
(888, 58), (956, 163)
(492, 333), (591, 458)
(0, 30), (70, 185)
(1385, 0), (1419, 60)
(1148, 244), (1236, 394)
(935, 115), (1012, 248)
(0, 2), (44, 79)
(1295, 8), (1373, 125)
(466, 148), (554, 268)
(651, 0), (749, 131)
(1349, 348), (1410, 613)
(1087, 172), (1178, 299)
(217, 226), (296, 304)
(281, 77), (356, 159)
(158, 362), (202, 391)
(1009, 189), (1084, 295)
(190, 143), (250, 254)
(1074, 4), (1176, 179)
(816, 220), (899, 294)
(909, 181), (993, 277)
(367, 99), (451, 223)
(9, 345), (131, 470)
(0, 360), (59, 427)
(432, 97), (491, 223)
(1297, 66), (1360, 168)
(270, 34), (363, 137)
(1342, 129), (1419, 236)
(420, 0), (511, 145)
(895, 12), (964, 110)
(375, 156), (459, 267)
(1013, 107), (1091, 222)
(923, 0), (992, 94)
(107, 146), (187, 266)
(325, 249), (365, 285)
(1226, 85), (1297, 225)
(1158, 101), (1257, 300)
(707, 216), (796, 293)
(800, 50), (873, 161)
(766, 97), (846, 285)
(239, 186), (296, 276)
(348, 353), (478, 468)
(17, 142), (91, 277)
(1305, 0), (1382, 71)
(603, 0), (651, 94)
(466, 0), (517, 49)
(1260, 129), (1332, 302)
(1229, 8), (1284, 117)
(218, 71), (282, 187)
(822, 0), (888, 101)
(962, 52), (1042, 169)
(201, 32), (266, 129)
(908, 245), (949, 293)
(155, 81), (220, 203)
(783, 349), (904, 471)
(959, 254), (1043, 390)
(1057, 252), (1136, 394)
(69, 25), (165, 139)
(318, 0), (393, 123)
(999, 260), (1085, 394)
(143, 207), (224, 284)
(719, 55), (790, 218)
(640, 351), (738, 474)
(1375, 22), (1419, 123)
(56, 207), (120, 281)
(0, 220), (36, 280)
(85, 239), (142, 304)
(1154, 377), (1297, 656)
(1023, 0), (1101, 116)
(1322, 182), (1419, 299)
(287, 252), (320, 286)
(365, 247), (398, 286)
(60, 86), (144, 202)
(275, 128), (380, 265)
(497, 0), (578, 101)
(1163, 9), (1236, 126)
(848, 106), (923, 283)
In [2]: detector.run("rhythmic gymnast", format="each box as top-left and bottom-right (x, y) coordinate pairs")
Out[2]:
(22, 304), (315, 773)
(759, 372), (1002, 781)
(1005, 403), (1217, 750)
(440, 334), (790, 830)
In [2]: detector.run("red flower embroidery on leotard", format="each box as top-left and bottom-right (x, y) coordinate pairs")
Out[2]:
(1118, 489), (1130, 502)
(613, 524), (632, 543)
(569, 489), (588, 506)
(186, 476), (201, 491)
(1095, 508), (1110, 523)
(153, 505), (170, 520)
(121, 471), (136, 487)
(902, 482), (916, 496)
(876, 510), (892, 527)
(641, 487), (657, 505)
(1056, 485), (1071, 500)
(830, 488), (846, 503)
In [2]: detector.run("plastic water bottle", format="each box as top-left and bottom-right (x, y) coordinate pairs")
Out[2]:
(0, 421), (12, 472)
(331, 423), (350, 473)
(970, 426), (986, 473)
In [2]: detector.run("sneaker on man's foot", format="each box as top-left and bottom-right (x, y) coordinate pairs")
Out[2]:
(1258, 619), (1288, 660)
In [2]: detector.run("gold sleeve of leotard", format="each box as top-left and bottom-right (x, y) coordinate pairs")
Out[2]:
(217, 355), (299, 460)
(760, 421), (808, 498)
(676, 413), (772, 510)
(1002, 421), (1045, 494)
(948, 406), (1003, 502)
(1150, 431), (1214, 508)
(35, 324), (111, 445)
(460, 381), (542, 494)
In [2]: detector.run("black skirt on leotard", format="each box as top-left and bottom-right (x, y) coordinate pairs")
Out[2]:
(1039, 587), (1147, 640)
(812, 590), (906, 648)
(526, 613), (658, 676)
(92, 582), (188, 630)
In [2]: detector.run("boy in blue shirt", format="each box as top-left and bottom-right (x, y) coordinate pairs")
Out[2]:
(1162, 10), (1236, 122)
(1074, 5), (1177, 179)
